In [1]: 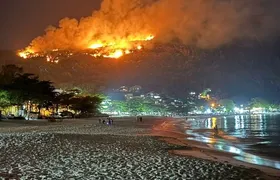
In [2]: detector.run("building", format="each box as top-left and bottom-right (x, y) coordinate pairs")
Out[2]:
(129, 85), (142, 93)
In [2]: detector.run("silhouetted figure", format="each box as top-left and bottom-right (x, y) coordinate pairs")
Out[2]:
(139, 117), (142, 122)
(108, 119), (112, 125)
(214, 125), (218, 134)
(102, 119), (106, 124)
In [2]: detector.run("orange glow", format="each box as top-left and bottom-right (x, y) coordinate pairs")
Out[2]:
(145, 35), (154, 41)
(89, 43), (104, 49)
(17, 34), (155, 61)
(125, 49), (131, 54)
(103, 49), (123, 59)
(46, 56), (51, 62)
(18, 52), (28, 59)
(17, 48), (34, 59)
(137, 45), (143, 50)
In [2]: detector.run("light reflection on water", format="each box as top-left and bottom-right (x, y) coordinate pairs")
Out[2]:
(185, 115), (280, 169)
(188, 114), (280, 140)
(213, 140), (280, 169)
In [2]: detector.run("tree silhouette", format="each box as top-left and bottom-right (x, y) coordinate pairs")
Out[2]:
(0, 64), (56, 118)
(218, 99), (235, 113)
(0, 64), (23, 86)
(70, 96), (102, 114)
(249, 97), (270, 109)
(6, 73), (55, 105)
(0, 90), (11, 109)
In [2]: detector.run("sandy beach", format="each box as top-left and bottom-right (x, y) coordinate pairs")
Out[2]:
(0, 117), (279, 179)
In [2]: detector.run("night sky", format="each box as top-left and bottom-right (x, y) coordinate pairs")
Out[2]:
(0, 0), (280, 102)
(0, 0), (101, 50)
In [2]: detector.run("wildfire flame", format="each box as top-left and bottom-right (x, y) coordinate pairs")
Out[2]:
(89, 43), (103, 49)
(17, 48), (35, 59)
(18, 52), (28, 59)
(16, 0), (279, 63)
(18, 34), (154, 61)
(17, 0), (157, 62)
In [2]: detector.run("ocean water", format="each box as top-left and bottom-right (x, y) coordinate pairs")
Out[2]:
(185, 114), (280, 169)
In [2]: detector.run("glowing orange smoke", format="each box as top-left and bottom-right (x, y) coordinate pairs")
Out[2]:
(16, 0), (279, 63)
(16, 0), (158, 62)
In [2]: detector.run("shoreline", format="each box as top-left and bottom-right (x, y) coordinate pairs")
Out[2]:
(0, 117), (279, 179)
(159, 136), (280, 178)
(186, 112), (280, 119)
(149, 117), (280, 179)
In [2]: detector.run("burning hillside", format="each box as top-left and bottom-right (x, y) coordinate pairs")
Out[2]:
(17, 0), (280, 63)
(18, 34), (154, 62)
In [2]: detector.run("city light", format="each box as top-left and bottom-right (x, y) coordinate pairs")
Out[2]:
(205, 108), (212, 114)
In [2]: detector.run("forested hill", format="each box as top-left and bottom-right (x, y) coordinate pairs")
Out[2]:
(1, 41), (280, 100)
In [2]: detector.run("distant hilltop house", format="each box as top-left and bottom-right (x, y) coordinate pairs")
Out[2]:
(54, 88), (63, 94)
(111, 85), (143, 100)
(118, 86), (129, 92)
(115, 85), (142, 93)
(129, 85), (142, 93)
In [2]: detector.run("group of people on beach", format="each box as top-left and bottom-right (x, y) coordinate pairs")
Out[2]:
(99, 117), (114, 125)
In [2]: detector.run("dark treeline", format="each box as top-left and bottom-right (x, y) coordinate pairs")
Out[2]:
(0, 64), (102, 119)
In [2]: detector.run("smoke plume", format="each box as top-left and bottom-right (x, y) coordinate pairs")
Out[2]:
(28, 0), (280, 52)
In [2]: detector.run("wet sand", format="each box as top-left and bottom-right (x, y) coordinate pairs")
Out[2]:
(150, 118), (280, 179)
(0, 117), (278, 179)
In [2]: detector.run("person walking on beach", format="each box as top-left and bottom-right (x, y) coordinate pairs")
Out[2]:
(108, 118), (113, 125)
(214, 125), (219, 134)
